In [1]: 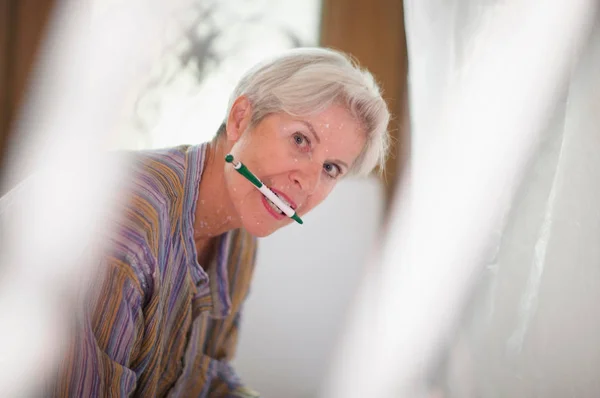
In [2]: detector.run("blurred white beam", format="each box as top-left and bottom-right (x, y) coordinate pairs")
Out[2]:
(0, 0), (192, 396)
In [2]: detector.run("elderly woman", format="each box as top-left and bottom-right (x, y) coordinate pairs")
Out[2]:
(52, 47), (390, 397)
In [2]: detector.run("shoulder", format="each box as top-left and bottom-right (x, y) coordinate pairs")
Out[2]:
(112, 146), (193, 249)
(106, 146), (202, 294)
(125, 146), (190, 208)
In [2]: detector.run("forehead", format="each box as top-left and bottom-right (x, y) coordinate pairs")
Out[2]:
(309, 104), (362, 135)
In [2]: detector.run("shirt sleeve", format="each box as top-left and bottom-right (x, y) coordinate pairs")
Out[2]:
(51, 256), (145, 397)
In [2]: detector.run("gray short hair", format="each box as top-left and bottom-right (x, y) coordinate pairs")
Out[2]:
(225, 47), (390, 176)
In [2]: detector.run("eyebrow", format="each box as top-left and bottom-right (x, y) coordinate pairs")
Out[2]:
(300, 120), (321, 144)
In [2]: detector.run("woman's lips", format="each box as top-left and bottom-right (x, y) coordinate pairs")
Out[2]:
(261, 195), (286, 220)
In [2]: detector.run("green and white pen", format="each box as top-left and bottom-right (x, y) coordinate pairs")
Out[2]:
(225, 154), (303, 225)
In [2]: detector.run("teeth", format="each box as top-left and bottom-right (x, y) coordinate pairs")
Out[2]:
(265, 188), (293, 214)
(276, 194), (291, 208)
(266, 197), (284, 215)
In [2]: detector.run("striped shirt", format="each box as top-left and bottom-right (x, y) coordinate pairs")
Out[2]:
(51, 144), (259, 397)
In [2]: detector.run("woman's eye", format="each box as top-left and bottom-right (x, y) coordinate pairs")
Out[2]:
(323, 163), (341, 179)
(292, 133), (310, 151)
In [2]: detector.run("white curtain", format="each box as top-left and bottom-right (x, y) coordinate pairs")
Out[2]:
(407, 3), (600, 397)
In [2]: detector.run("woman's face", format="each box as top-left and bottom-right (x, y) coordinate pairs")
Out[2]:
(224, 97), (366, 237)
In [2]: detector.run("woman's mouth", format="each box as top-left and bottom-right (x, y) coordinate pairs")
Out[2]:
(261, 187), (296, 220)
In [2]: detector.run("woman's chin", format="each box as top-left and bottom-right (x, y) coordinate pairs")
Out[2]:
(236, 200), (293, 237)
(239, 215), (279, 237)
(242, 224), (276, 238)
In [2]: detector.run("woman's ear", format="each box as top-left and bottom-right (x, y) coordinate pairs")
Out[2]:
(225, 96), (252, 142)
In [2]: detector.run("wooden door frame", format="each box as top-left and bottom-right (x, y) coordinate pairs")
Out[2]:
(319, 0), (409, 209)
(0, 0), (56, 174)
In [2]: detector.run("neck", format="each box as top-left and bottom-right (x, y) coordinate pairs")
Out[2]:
(193, 138), (241, 247)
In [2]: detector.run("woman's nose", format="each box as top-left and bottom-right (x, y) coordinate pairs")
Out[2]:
(290, 163), (321, 194)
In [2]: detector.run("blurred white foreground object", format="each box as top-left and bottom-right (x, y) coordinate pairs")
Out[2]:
(0, 0), (191, 396)
(426, 8), (600, 398)
(321, 1), (598, 397)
